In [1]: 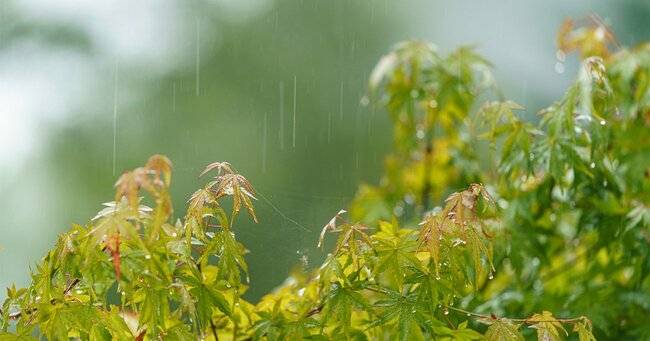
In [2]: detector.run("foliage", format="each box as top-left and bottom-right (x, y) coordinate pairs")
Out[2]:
(1, 17), (648, 340)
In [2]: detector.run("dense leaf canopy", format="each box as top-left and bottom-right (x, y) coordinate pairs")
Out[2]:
(1, 18), (648, 340)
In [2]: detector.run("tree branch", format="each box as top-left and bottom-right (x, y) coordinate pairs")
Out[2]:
(444, 305), (589, 325)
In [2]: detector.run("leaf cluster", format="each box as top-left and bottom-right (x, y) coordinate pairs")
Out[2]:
(2, 17), (648, 340)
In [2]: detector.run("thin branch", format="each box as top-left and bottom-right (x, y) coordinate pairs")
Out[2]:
(444, 305), (588, 324)
(63, 278), (81, 296)
(209, 318), (220, 341)
(8, 277), (83, 320)
(305, 304), (324, 318)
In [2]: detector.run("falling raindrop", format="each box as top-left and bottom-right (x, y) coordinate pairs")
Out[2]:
(600, 120), (606, 126)
(112, 61), (119, 176)
(292, 76), (297, 148)
(263, 112), (268, 173)
(339, 82), (344, 120)
(555, 49), (566, 62)
(279, 82), (285, 150)
(172, 82), (176, 113)
(327, 109), (332, 144)
(554, 62), (565, 74)
(590, 162), (596, 169)
(355, 151), (359, 169)
(195, 17), (200, 96)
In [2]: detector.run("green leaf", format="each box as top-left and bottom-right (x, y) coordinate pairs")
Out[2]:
(573, 318), (596, 341)
(449, 321), (483, 340)
(89, 325), (112, 341)
(321, 282), (368, 329)
(483, 319), (524, 341)
(528, 311), (568, 341)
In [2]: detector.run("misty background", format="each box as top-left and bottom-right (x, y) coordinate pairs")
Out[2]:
(1, 0), (648, 300)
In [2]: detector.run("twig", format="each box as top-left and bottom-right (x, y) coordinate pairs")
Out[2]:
(306, 304), (324, 318)
(210, 318), (220, 341)
(63, 278), (81, 296)
(8, 277), (83, 320)
(444, 305), (588, 324)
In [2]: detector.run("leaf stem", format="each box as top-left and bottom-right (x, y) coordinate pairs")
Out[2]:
(210, 318), (220, 341)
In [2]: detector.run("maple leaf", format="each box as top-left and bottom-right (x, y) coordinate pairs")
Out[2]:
(199, 161), (235, 177)
(318, 209), (372, 270)
(528, 311), (568, 341)
(573, 318), (596, 341)
(418, 184), (495, 281)
(318, 209), (347, 248)
(145, 154), (173, 187)
(200, 161), (258, 223)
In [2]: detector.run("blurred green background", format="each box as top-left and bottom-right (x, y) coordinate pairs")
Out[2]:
(1, 0), (648, 300)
